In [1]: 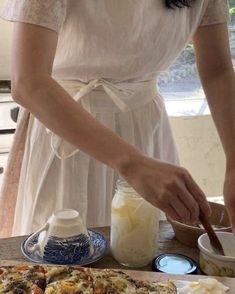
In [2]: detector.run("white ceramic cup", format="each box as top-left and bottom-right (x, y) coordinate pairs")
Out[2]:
(25, 209), (93, 264)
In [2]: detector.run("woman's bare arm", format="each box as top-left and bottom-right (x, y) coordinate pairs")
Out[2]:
(193, 23), (235, 231)
(11, 22), (210, 223)
(11, 23), (140, 169)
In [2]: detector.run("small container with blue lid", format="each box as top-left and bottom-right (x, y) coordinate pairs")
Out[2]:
(152, 253), (198, 275)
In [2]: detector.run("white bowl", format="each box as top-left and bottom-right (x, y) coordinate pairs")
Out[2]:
(198, 232), (235, 277)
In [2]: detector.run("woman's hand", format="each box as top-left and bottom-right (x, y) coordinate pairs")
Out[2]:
(119, 154), (211, 223)
(224, 164), (235, 234)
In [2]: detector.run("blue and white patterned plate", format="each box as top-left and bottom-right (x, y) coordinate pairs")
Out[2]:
(21, 230), (108, 266)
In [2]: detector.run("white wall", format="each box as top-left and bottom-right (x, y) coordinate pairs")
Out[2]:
(170, 115), (226, 197)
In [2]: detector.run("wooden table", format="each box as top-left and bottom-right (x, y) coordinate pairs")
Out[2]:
(1, 221), (235, 291)
(0, 221), (199, 270)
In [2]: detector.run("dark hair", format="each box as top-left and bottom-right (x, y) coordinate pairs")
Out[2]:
(165, 0), (193, 8)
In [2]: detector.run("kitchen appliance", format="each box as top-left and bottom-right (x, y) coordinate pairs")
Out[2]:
(0, 80), (18, 190)
(0, 0), (17, 190)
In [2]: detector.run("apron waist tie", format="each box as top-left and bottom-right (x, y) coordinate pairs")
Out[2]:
(46, 78), (158, 159)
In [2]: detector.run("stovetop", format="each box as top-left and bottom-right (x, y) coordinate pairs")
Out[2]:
(0, 80), (11, 93)
(0, 80), (13, 102)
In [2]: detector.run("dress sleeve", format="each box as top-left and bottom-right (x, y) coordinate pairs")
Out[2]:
(200, 0), (230, 26)
(1, 0), (67, 32)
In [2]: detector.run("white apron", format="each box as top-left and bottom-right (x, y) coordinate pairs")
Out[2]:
(12, 76), (179, 235)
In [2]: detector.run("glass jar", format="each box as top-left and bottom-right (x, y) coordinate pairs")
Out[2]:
(110, 180), (160, 268)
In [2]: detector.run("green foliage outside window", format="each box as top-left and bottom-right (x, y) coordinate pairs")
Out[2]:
(230, 7), (235, 15)
(230, 0), (235, 9)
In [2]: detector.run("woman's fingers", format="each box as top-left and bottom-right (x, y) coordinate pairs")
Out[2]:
(184, 173), (211, 217)
(161, 170), (205, 223)
(158, 191), (195, 223)
(160, 203), (182, 222)
(122, 156), (210, 225)
(177, 189), (199, 223)
(167, 194), (191, 223)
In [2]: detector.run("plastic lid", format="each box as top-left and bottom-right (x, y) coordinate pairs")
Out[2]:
(152, 253), (198, 275)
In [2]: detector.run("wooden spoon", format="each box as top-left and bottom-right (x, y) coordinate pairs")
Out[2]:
(199, 210), (225, 256)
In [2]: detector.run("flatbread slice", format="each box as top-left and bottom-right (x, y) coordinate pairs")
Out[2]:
(0, 264), (46, 293)
(137, 280), (177, 294)
(0, 265), (177, 294)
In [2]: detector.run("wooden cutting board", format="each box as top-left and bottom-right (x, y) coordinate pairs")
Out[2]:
(124, 270), (235, 292)
(0, 260), (234, 292)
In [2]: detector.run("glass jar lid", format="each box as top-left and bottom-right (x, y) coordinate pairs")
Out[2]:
(152, 253), (198, 275)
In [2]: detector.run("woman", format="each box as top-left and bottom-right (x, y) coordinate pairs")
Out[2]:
(0, 0), (234, 236)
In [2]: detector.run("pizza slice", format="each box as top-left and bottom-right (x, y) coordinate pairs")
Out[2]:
(45, 266), (92, 283)
(136, 280), (177, 294)
(0, 265), (177, 294)
(45, 266), (177, 294)
(0, 264), (46, 293)
(45, 267), (138, 294)
(45, 279), (94, 294)
(44, 266), (93, 294)
(87, 268), (138, 294)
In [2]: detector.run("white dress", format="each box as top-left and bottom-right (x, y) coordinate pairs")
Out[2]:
(1, 0), (230, 236)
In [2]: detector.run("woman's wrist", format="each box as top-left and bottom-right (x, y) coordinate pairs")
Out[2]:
(112, 146), (143, 176)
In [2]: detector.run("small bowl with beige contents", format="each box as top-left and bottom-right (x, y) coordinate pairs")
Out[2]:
(198, 232), (235, 277)
(168, 202), (231, 248)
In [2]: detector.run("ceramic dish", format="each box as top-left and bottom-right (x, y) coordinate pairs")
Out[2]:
(198, 232), (235, 277)
(168, 201), (231, 247)
(21, 229), (108, 265)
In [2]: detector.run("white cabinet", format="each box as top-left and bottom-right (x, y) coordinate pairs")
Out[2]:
(0, 101), (17, 130)
(0, 133), (14, 190)
(0, 93), (16, 191)
(0, 133), (14, 153)
(0, 152), (9, 190)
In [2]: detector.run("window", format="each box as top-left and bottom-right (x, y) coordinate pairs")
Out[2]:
(160, 1), (235, 116)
